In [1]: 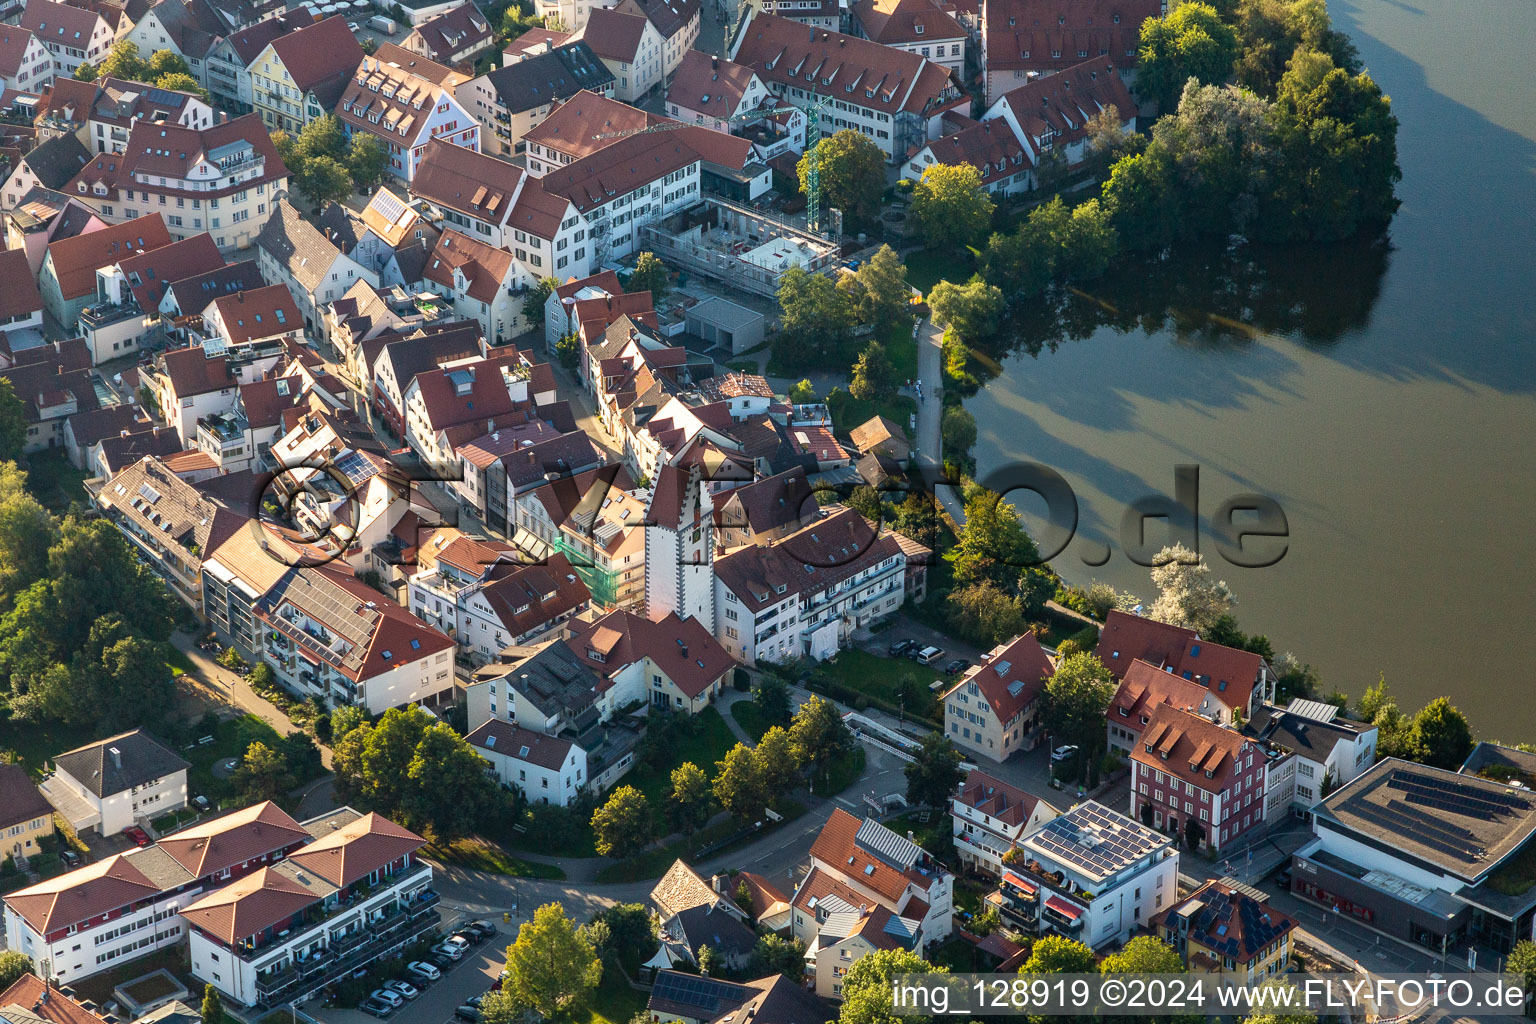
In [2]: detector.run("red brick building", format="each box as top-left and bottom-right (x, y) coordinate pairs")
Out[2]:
(1130, 704), (1269, 854)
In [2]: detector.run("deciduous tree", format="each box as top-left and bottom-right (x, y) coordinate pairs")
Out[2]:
(232, 740), (295, 804)
(754, 725), (801, 795)
(200, 983), (225, 1024)
(666, 762), (713, 838)
(1042, 653), (1117, 782)
(776, 267), (855, 368)
(628, 251), (671, 298)
(1137, 2), (1241, 110)
(748, 934), (806, 982)
(1020, 935), (1096, 974)
(523, 276), (559, 325)
(787, 695), (852, 775)
(591, 785), (652, 857)
(849, 340), (895, 400)
(927, 276), (1003, 342)
(912, 163), (995, 252)
(0, 951), (32, 990)
(945, 581), (1027, 648)
(798, 129), (885, 226)
(940, 406), (977, 464)
(837, 244), (908, 329)
(1148, 544), (1236, 633)
(840, 949), (939, 1024)
(1101, 934), (1184, 973)
(904, 732), (963, 809)
(1409, 697), (1473, 770)
(347, 133), (389, 194)
(502, 904), (602, 1017)
(712, 743), (768, 822)
(0, 382), (30, 465)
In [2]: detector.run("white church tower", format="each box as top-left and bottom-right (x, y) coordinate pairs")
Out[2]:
(644, 463), (715, 625)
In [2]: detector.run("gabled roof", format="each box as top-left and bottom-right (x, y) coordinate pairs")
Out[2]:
(852, 0), (964, 45)
(524, 88), (660, 163)
(45, 213), (171, 301)
(411, 139), (526, 224)
(207, 284), (301, 344)
(115, 233), (224, 313)
(164, 259), (263, 314)
(666, 49), (758, 119)
(811, 807), (938, 903)
(0, 26), (44, 80)
(256, 199), (347, 294)
(982, 0), (1159, 73)
(222, 10), (301, 65)
(1098, 608), (1198, 678)
(616, 0), (698, 41)
(68, 114), (288, 203)
(1098, 610), (1265, 710)
(1134, 704), (1257, 793)
(955, 769), (1044, 828)
(157, 344), (236, 397)
(0, 763), (52, 830)
(337, 44), (465, 146)
(579, 7), (651, 62)
(848, 415), (909, 458)
(0, 975), (109, 1024)
(989, 58), (1136, 148)
(650, 858), (726, 918)
(268, 15), (364, 97)
(913, 116), (1028, 184)
(713, 507), (903, 614)
(423, 228), (516, 304)
(410, 3), (493, 59)
(285, 811), (425, 888)
(5, 854), (160, 934)
(1109, 658), (1221, 724)
(940, 632), (1053, 725)
(478, 40), (613, 114)
(1154, 878), (1297, 963)
(52, 728), (189, 799)
(156, 800), (310, 878)
(537, 122), (711, 213)
(713, 466), (813, 536)
(465, 719), (575, 771)
(477, 552), (591, 638)
(19, 0), (106, 47)
(0, 248), (42, 322)
(565, 609), (733, 699)
(732, 12), (959, 117)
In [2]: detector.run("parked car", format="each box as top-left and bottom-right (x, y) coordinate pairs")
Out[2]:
(467, 920), (498, 939)
(445, 934), (472, 951)
(427, 951), (454, 968)
(123, 826), (151, 847)
(60, 850), (80, 867)
(912, 645), (945, 665)
(370, 989), (404, 1008)
(455, 1006), (482, 1023)
(888, 638), (916, 657)
(407, 961), (441, 982)
(1050, 745), (1079, 763)
(434, 942), (465, 961)
(943, 658), (971, 675)
(384, 980), (419, 1000)
(359, 998), (396, 1019)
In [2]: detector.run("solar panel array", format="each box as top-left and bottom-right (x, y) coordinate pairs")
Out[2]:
(649, 971), (749, 1015)
(1030, 803), (1165, 878)
(855, 818), (922, 869)
(1348, 799), (1482, 865)
(1387, 768), (1532, 820)
(370, 189), (409, 226)
(1189, 886), (1292, 959)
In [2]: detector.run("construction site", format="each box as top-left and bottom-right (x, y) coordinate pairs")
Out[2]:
(639, 196), (841, 297)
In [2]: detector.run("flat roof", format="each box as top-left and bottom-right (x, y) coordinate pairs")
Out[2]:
(1022, 800), (1168, 883)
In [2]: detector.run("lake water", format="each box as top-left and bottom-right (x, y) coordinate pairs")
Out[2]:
(967, 0), (1536, 736)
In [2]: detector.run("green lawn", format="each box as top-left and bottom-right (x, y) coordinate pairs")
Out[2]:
(905, 248), (974, 295)
(595, 798), (809, 884)
(931, 936), (980, 971)
(880, 320), (919, 386)
(186, 714), (287, 805)
(568, 966), (648, 1024)
(423, 838), (567, 879)
(729, 700), (776, 742)
(826, 389), (918, 444)
(24, 449), (90, 513)
(627, 707), (739, 813)
(813, 648), (944, 722)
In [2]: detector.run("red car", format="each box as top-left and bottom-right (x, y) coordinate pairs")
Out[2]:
(123, 826), (151, 847)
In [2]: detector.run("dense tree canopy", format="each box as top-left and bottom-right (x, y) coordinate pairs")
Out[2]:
(912, 163), (995, 252)
(837, 245), (909, 329)
(775, 267), (855, 369)
(502, 904), (602, 1017)
(905, 732), (964, 809)
(591, 785), (652, 857)
(628, 251), (671, 299)
(798, 130), (886, 226)
(1137, 2), (1242, 110)
(1042, 653), (1117, 781)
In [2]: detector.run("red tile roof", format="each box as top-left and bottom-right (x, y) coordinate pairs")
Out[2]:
(466, 719), (575, 771)
(209, 284), (301, 344)
(540, 129), (703, 212)
(0, 26), (43, 80)
(0, 763), (51, 830)
(423, 228), (516, 304)
(580, 7), (650, 62)
(158, 345), (235, 397)
(337, 45), (465, 147)
(955, 769), (1041, 827)
(0, 976), (106, 1024)
(810, 808), (926, 903)
(617, 0), (698, 40)
(666, 50), (758, 119)
(269, 15), (364, 94)
(1098, 609), (1196, 678)
(1109, 658), (1222, 727)
(115, 232), (224, 313)
(713, 508), (904, 615)
(983, 0), (1160, 74)
(852, 0), (964, 45)
(0, 248), (42, 321)
(942, 632), (1053, 724)
(178, 864), (316, 945)
(19, 0), (105, 45)
(156, 800), (310, 879)
(45, 213), (171, 301)
(733, 13), (961, 117)
(989, 58), (1136, 148)
(1133, 704), (1259, 793)
(4, 854), (159, 934)
(1099, 610), (1264, 711)
(478, 552), (591, 637)
(565, 608), (733, 698)
(912, 117), (1027, 185)
(68, 114), (289, 203)
(554, 269), (622, 301)
(285, 811), (425, 888)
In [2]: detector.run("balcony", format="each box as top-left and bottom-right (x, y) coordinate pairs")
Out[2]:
(254, 906), (440, 1006)
(79, 300), (143, 331)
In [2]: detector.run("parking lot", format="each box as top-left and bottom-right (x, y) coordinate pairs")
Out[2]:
(308, 919), (506, 1024)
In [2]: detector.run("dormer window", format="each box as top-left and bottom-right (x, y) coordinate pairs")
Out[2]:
(914, 22), (924, 33)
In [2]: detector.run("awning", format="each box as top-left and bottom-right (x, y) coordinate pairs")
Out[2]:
(1043, 895), (1083, 921)
(1002, 871), (1038, 896)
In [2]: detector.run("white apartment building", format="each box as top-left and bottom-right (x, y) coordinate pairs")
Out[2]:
(990, 801), (1178, 950)
(20, 0), (114, 79)
(335, 45), (480, 183)
(36, 730), (189, 840)
(0, 27), (53, 96)
(951, 771), (1057, 877)
(1245, 698), (1379, 817)
(465, 720), (588, 805)
(713, 508), (905, 666)
(578, 7), (664, 102)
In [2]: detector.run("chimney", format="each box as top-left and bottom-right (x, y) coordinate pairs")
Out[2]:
(858, 902), (867, 916)
(109, 746), (121, 770)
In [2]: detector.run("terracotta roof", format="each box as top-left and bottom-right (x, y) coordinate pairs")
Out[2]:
(554, 268), (622, 301)
(982, 0), (1159, 73)
(713, 975), (832, 1024)
(790, 863), (866, 913)
(713, 466), (813, 537)
(1098, 608), (1197, 678)
(572, 289), (657, 337)
(580, 7), (650, 61)
(852, 0), (964, 45)
(733, 13), (960, 117)
(955, 769), (1042, 827)
(942, 632), (1053, 725)
(506, 176), (573, 240)
(19, 0), (105, 46)
(115, 233), (224, 313)
(847, 415), (909, 457)
(714, 507), (902, 614)
(1134, 704), (1258, 793)
(4, 853), (160, 934)
(268, 15), (364, 95)
(157, 345), (236, 398)
(810, 808), (931, 903)
(913, 117), (1027, 184)
(44, 213), (171, 301)
(157, 800), (310, 879)
(524, 88), (660, 162)
(1110, 658), (1224, 726)
(539, 121), (703, 212)
(0, 975), (107, 1024)
(667, 50), (757, 119)
(68, 114), (288, 203)
(423, 228), (515, 304)
(375, 322), (482, 397)
(223, 10), (299, 64)
(359, 186), (421, 248)
(477, 552), (591, 636)
(337, 44), (466, 146)
(565, 609), (733, 699)
(0, 763), (51, 830)
(735, 871), (790, 919)
(697, 371), (772, 401)
(989, 58), (1136, 150)
(178, 864), (317, 945)
(207, 284), (301, 345)
(409, 352), (528, 433)
(0, 26), (43, 79)
(52, 728), (189, 799)
(465, 719), (574, 771)
(285, 811), (425, 888)
(0, 248), (42, 321)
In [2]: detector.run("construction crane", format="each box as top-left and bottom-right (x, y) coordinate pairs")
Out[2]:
(590, 88), (839, 232)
